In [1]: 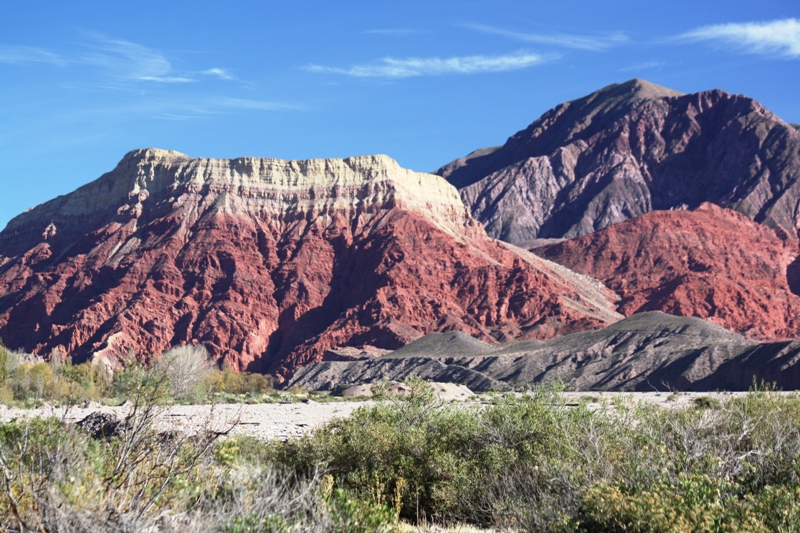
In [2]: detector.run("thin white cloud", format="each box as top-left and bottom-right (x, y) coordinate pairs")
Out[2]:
(461, 23), (628, 51)
(678, 18), (800, 58)
(1, 35), (240, 84)
(306, 51), (552, 78)
(202, 68), (235, 80)
(619, 61), (666, 72)
(81, 35), (195, 83)
(0, 45), (67, 66)
(13, 96), (307, 125)
(364, 29), (419, 36)
(211, 97), (305, 111)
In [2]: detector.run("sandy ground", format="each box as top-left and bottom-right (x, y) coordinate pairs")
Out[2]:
(0, 391), (794, 440)
(0, 400), (375, 440)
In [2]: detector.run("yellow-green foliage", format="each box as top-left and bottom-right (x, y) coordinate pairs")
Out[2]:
(205, 366), (273, 395)
(3, 359), (110, 404)
(0, 340), (8, 386)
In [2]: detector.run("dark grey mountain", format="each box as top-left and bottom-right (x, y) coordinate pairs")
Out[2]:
(288, 312), (800, 392)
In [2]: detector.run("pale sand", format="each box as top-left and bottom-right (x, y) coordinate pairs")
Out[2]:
(0, 391), (791, 440)
(0, 401), (375, 440)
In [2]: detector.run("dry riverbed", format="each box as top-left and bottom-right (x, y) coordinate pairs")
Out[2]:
(0, 391), (788, 439)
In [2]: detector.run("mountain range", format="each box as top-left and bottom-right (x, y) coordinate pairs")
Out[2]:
(0, 149), (618, 381)
(1, 78), (799, 389)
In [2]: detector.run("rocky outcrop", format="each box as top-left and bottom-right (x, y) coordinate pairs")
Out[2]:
(0, 149), (621, 380)
(289, 312), (800, 392)
(533, 203), (800, 341)
(436, 79), (800, 243)
(322, 346), (390, 362)
(287, 357), (507, 392)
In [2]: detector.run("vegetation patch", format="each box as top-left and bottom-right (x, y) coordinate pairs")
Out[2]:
(1, 341), (800, 531)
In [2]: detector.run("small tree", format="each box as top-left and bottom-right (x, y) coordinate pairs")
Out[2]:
(155, 344), (213, 402)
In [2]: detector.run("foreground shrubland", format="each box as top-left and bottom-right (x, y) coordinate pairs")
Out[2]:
(2, 375), (800, 531)
(0, 342), (274, 406)
(267, 381), (800, 532)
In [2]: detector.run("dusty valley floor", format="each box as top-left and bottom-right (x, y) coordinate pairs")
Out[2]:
(0, 391), (790, 440)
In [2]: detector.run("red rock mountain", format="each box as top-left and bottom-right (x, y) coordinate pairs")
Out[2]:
(534, 203), (800, 341)
(0, 149), (620, 380)
(437, 79), (800, 244)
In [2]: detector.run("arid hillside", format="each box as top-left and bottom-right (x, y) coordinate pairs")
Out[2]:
(0, 149), (620, 380)
(533, 203), (800, 341)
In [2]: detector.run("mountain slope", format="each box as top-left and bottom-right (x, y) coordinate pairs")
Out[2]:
(436, 79), (800, 243)
(533, 203), (800, 341)
(0, 149), (620, 380)
(289, 312), (800, 392)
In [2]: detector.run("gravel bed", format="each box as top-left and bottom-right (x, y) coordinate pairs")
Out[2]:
(0, 391), (794, 440)
(0, 400), (375, 440)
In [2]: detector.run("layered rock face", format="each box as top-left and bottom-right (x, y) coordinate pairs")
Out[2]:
(534, 203), (800, 341)
(0, 149), (620, 379)
(290, 312), (800, 392)
(436, 79), (800, 243)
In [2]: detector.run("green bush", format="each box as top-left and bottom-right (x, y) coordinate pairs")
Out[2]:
(0, 344), (282, 406)
(264, 381), (800, 531)
(3, 368), (800, 531)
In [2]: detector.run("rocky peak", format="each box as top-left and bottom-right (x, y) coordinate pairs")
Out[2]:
(439, 79), (684, 188)
(437, 80), (800, 242)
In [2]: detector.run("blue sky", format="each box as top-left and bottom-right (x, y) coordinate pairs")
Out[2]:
(1, 0), (799, 230)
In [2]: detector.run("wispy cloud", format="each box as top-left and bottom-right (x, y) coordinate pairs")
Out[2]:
(461, 23), (628, 51)
(677, 18), (800, 58)
(305, 51), (552, 78)
(80, 35), (195, 83)
(1, 35), (241, 85)
(202, 67), (235, 80)
(0, 45), (67, 66)
(211, 97), (304, 111)
(12, 96), (307, 125)
(364, 29), (419, 36)
(619, 60), (666, 72)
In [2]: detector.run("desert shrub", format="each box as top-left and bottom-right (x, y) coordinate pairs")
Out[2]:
(0, 408), (393, 532)
(578, 473), (800, 532)
(0, 348), (111, 405)
(2, 372), (800, 531)
(0, 371), (234, 531)
(693, 395), (721, 410)
(9, 362), (63, 401)
(0, 342), (277, 406)
(112, 361), (170, 405)
(268, 377), (482, 521)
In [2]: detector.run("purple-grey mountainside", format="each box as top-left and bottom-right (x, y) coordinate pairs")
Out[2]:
(435, 79), (800, 244)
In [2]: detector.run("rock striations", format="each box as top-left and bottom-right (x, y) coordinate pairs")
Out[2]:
(534, 203), (800, 341)
(289, 312), (800, 392)
(436, 79), (800, 244)
(0, 149), (621, 380)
